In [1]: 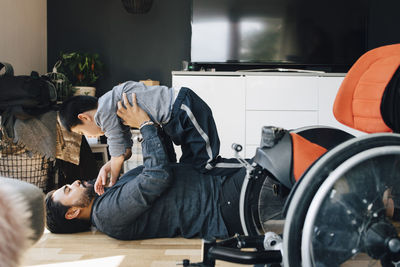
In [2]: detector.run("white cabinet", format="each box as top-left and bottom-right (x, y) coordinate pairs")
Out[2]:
(245, 76), (318, 111)
(172, 71), (358, 159)
(172, 74), (246, 158)
(244, 75), (320, 156)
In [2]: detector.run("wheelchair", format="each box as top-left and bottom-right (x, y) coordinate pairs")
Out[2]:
(182, 44), (400, 267)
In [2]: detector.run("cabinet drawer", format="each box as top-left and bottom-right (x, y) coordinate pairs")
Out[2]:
(246, 110), (318, 145)
(246, 76), (318, 110)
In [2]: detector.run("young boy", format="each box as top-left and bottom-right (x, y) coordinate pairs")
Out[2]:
(59, 81), (241, 194)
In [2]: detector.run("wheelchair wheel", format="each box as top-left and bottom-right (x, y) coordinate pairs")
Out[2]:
(241, 166), (288, 236)
(283, 133), (400, 267)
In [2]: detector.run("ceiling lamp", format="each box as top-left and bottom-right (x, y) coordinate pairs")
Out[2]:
(121, 0), (154, 14)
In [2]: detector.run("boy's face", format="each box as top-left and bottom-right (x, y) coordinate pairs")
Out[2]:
(71, 118), (104, 137)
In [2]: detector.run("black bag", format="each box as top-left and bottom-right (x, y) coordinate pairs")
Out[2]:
(0, 62), (57, 118)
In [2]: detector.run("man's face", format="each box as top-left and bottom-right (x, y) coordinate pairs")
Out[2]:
(71, 120), (104, 138)
(52, 180), (96, 208)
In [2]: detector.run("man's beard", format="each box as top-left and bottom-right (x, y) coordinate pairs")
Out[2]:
(74, 181), (96, 208)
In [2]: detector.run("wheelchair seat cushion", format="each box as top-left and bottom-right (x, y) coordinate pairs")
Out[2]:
(333, 43), (400, 133)
(255, 130), (328, 189)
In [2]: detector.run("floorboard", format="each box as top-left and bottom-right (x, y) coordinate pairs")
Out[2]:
(21, 230), (249, 267)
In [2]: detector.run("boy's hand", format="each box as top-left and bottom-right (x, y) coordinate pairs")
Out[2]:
(95, 161), (111, 195)
(94, 155), (124, 195)
(109, 155), (124, 187)
(117, 92), (151, 128)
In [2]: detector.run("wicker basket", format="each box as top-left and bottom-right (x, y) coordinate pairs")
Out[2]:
(0, 130), (56, 192)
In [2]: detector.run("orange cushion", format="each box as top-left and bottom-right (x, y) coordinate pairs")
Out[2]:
(291, 133), (327, 181)
(333, 44), (400, 133)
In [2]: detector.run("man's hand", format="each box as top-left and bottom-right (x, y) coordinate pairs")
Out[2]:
(95, 160), (111, 195)
(117, 92), (151, 128)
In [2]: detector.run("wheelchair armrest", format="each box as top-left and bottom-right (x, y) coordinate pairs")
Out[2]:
(291, 125), (354, 150)
(254, 132), (293, 189)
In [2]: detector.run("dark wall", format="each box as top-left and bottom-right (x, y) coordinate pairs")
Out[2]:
(368, 0), (400, 49)
(47, 0), (191, 96)
(48, 0), (400, 96)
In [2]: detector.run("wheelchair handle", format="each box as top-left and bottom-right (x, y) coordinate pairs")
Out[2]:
(231, 143), (243, 152)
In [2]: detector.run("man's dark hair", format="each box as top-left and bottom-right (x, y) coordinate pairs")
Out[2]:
(45, 190), (91, 234)
(59, 95), (98, 132)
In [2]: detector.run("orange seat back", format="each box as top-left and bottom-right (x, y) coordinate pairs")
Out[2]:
(333, 44), (400, 133)
(291, 133), (327, 181)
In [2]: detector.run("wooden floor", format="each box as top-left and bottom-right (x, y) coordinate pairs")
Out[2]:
(20, 226), (389, 266)
(21, 230), (248, 267)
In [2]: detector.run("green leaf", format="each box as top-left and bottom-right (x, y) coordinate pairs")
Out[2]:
(57, 51), (104, 86)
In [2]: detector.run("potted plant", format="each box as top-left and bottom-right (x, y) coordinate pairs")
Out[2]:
(57, 52), (104, 96)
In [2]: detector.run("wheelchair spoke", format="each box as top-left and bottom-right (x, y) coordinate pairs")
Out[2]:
(303, 149), (400, 266)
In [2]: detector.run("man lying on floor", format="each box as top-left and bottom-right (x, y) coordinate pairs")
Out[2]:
(45, 94), (260, 240)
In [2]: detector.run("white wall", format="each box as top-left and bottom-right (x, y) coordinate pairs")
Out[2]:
(0, 0), (47, 75)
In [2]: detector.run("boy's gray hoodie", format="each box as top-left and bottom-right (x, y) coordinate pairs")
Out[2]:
(94, 81), (175, 157)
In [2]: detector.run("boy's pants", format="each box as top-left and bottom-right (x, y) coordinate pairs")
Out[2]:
(163, 87), (243, 177)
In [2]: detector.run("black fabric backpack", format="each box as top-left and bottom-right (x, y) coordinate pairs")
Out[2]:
(0, 62), (57, 119)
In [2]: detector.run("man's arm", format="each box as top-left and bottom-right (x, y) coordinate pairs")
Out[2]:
(94, 94), (133, 194)
(92, 95), (171, 229)
(94, 93), (149, 195)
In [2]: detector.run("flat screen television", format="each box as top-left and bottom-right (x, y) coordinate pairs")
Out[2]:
(191, 0), (369, 72)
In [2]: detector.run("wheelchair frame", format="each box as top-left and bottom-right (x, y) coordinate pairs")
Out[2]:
(181, 130), (400, 267)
